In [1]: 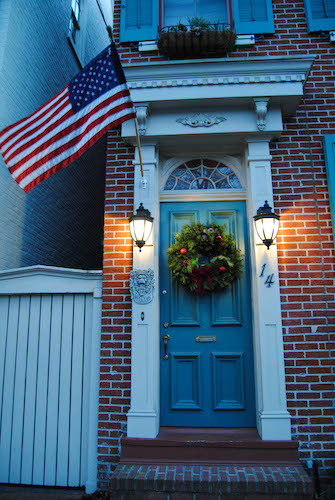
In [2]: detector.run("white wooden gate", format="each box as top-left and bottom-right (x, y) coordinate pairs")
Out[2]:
(0, 266), (102, 492)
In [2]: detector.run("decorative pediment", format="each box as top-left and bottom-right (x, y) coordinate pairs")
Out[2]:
(176, 114), (226, 128)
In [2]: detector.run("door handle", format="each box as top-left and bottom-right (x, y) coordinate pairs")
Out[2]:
(162, 334), (170, 360)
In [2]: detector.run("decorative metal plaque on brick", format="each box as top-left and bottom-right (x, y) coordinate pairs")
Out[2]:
(130, 269), (154, 305)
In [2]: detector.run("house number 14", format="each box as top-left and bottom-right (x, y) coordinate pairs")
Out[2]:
(259, 264), (274, 288)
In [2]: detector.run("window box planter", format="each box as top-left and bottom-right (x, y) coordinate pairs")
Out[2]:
(157, 28), (236, 59)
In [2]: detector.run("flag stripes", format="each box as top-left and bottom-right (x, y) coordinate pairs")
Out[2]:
(0, 44), (136, 193)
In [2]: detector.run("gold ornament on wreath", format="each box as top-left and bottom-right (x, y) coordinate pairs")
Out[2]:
(167, 222), (243, 295)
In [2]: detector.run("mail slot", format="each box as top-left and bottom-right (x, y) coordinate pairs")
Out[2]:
(195, 336), (217, 343)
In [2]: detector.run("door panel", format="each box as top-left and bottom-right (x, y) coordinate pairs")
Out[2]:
(160, 201), (255, 427)
(170, 353), (202, 410)
(170, 211), (200, 326)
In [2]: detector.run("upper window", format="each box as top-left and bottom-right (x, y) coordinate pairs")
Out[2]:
(164, 159), (242, 191)
(69, 0), (81, 43)
(119, 0), (275, 42)
(164, 0), (229, 27)
(304, 0), (335, 32)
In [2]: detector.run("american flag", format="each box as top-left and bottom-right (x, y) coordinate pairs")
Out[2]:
(0, 43), (136, 193)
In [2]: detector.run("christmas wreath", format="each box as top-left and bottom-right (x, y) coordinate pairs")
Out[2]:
(167, 222), (243, 295)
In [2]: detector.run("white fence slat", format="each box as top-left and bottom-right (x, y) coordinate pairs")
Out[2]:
(9, 296), (31, 484)
(80, 295), (93, 486)
(68, 295), (86, 486)
(0, 296), (20, 483)
(0, 296), (10, 452)
(44, 295), (63, 486)
(21, 296), (42, 484)
(32, 295), (52, 484)
(56, 295), (74, 487)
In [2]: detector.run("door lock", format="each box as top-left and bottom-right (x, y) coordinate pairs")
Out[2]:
(162, 334), (170, 360)
(163, 322), (169, 329)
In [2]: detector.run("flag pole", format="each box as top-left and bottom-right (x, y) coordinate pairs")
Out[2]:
(106, 26), (144, 178)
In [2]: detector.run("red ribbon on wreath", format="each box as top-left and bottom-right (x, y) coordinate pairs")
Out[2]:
(190, 265), (213, 295)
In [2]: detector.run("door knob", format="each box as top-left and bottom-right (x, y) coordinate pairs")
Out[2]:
(162, 334), (170, 360)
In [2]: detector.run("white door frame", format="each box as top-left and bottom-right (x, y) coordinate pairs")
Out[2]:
(126, 143), (291, 441)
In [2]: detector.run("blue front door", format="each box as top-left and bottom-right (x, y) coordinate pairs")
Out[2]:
(160, 201), (256, 427)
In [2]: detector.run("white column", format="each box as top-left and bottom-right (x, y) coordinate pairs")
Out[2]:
(246, 139), (292, 441)
(127, 143), (160, 438)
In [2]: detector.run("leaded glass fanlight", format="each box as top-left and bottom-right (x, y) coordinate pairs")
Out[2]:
(164, 159), (242, 191)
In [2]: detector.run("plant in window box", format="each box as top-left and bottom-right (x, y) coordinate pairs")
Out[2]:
(157, 17), (236, 59)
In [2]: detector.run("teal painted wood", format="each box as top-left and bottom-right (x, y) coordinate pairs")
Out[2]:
(323, 135), (335, 245)
(232, 0), (275, 34)
(160, 201), (256, 427)
(304, 0), (335, 31)
(120, 0), (158, 42)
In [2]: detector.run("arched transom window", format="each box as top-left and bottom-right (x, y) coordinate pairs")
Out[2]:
(164, 159), (242, 191)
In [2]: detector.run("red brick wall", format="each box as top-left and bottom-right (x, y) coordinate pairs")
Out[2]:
(98, 0), (335, 486)
(98, 131), (134, 486)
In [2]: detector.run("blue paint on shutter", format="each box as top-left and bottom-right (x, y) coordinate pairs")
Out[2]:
(232, 0), (274, 34)
(323, 135), (335, 244)
(304, 0), (335, 32)
(120, 0), (158, 42)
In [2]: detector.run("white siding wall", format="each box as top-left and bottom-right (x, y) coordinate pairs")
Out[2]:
(0, 0), (110, 270)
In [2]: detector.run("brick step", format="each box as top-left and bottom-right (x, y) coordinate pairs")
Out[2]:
(120, 428), (300, 466)
(110, 464), (313, 499)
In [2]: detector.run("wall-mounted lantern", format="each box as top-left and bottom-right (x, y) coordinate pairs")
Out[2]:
(129, 203), (154, 251)
(253, 200), (280, 249)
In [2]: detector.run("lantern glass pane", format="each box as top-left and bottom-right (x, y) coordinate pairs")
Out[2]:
(255, 218), (265, 241)
(255, 216), (279, 243)
(273, 218), (279, 240)
(143, 220), (153, 242)
(133, 219), (146, 242)
(262, 217), (276, 240)
(129, 220), (137, 242)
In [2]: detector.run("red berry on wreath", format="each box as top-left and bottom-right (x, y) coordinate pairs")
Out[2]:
(180, 248), (187, 254)
(216, 235), (222, 240)
(220, 266), (226, 272)
(220, 242), (225, 247)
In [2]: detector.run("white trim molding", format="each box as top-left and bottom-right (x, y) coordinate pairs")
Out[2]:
(0, 265), (102, 295)
(246, 139), (291, 440)
(127, 144), (160, 438)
